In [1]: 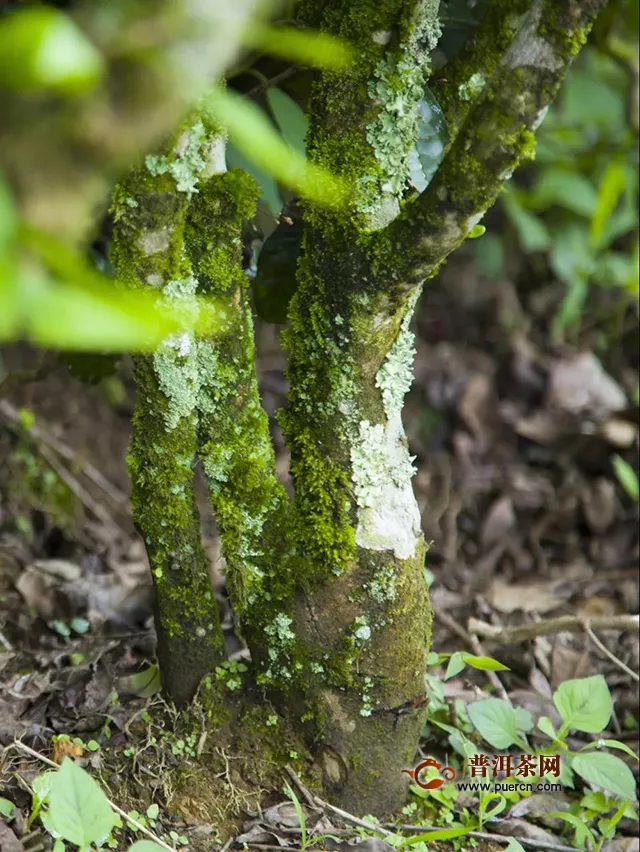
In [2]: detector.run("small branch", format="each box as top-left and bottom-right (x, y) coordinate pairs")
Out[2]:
(245, 65), (302, 97)
(309, 792), (392, 837)
(0, 399), (128, 513)
(383, 823), (578, 852)
(382, 0), (607, 290)
(12, 740), (176, 852)
(284, 765), (319, 810)
(468, 615), (640, 646)
(582, 619), (640, 683)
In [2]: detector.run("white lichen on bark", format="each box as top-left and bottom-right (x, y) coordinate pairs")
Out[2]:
(350, 293), (421, 559)
(359, 0), (441, 228)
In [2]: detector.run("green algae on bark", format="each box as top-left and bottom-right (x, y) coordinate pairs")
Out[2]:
(110, 121), (232, 706)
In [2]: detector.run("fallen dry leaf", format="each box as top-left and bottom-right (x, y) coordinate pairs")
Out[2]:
(547, 352), (626, 420)
(487, 577), (570, 614)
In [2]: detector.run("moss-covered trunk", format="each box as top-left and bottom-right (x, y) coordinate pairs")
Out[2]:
(111, 0), (605, 816)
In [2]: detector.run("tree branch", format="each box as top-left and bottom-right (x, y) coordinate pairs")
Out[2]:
(379, 0), (606, 289)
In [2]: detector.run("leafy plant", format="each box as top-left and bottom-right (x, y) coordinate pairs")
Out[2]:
(477, 27), (639, 339)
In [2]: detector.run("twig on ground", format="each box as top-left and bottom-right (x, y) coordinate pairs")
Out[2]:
(582, 619), (640, 683)
(434, 609), (508, 700)
(0, 627), (13, 652)
(468, 615), (640, 646)
(36, 440), (123, 532)
(384, 823), (578, 852)
(0, 399), (128, 511)
(311, 795), (392, 837)
(12, 740), (176, 852)
(284, 765), (319, 810)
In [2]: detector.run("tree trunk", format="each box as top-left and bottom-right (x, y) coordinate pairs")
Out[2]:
(112, 0), (606, 815)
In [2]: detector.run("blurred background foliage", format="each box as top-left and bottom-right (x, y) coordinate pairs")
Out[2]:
(0, 0), (637, 356)
(475, 0), (639, 345)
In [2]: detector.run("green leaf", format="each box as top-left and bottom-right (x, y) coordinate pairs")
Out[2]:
(4, 227), (226, 351)
(462, 654), (510, 672)
(581, 739), (639, 761)
(252, 215), (302, 323)
(0, 796), (15, 819)
(47, 758), (117, 846)
(537, 716), (557, 740)
(0, 6), (105, 94)
(242, 23), (351, 70)
(408, 87), (449, 192)
(591, 161), (626, 248)
(503, 192), (551, 253)
(514, 707), (535, 733)
(118, 665), (161, 698)
(475, 233), (505, 280)
(547, 811), (596, 847)
(397, 825), (475, 846)
(554, 675), (612, 733)
(467, 699), (520, 749)
(226, 145), (282, 217)
(531, 169), (598, 217)
(572, 752), (637, 801)
(505, 841), (526, 852)
(266, 88), (308, 155)
(612, 455), (639, 501)
(445, 651), (467, 680)
(208, 88), (346, 207)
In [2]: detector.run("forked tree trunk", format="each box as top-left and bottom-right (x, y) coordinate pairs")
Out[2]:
(113, 0), (605, 815)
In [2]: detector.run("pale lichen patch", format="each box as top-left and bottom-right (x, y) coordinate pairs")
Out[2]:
(351, 416), (420, 560)
(458, 72), (486, 102)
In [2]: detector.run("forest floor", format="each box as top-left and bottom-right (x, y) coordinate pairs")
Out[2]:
(0, 244), (638, 852)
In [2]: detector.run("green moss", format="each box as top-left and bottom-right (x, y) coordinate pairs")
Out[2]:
(537, 0), (593, 62)
(431, 0), (530, 142)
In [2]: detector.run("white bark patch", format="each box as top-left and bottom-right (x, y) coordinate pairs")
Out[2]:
(351, 416), (421, 560)
(139, 228), (171, 255)
(502, 1), (563, 72)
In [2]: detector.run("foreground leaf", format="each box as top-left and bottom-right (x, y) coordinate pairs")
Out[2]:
(572, 752), (637, 801)
(468, 698), (521, 750)
(47, 758), (117, 847)
(208, 89), (346, 207)
(553, 675), (612, 733)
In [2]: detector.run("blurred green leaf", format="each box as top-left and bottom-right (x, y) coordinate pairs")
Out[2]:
(226, 145), (283, 217)
(266, 88), (308, 155)
(593, 251), (639, 292)
(530, 169), (598, 218)
(475, 233), (505, 280)
(0, 228), (225, 351)
(591, 161), (626, 248)
(503, 192), (551, 252)
(118, 665), (161, 698)
(243, 23), (351, 70)
(208, 88), (347, 207)
(612, 454), (639, 501)
(550, 222), (594, 286)
(0, 174), (16, 252)
(0, 6), (105, 94)
(253, 216), (302, 323)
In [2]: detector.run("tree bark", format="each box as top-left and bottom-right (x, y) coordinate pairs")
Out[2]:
(111, 0), (606, 814)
